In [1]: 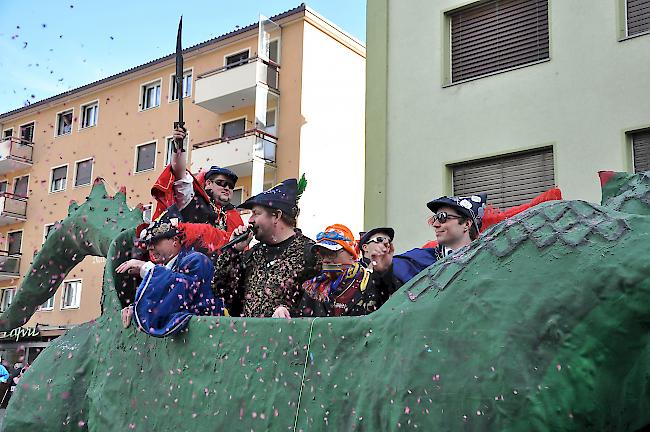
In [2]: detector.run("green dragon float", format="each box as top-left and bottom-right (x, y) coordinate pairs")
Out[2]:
(1, 172), (649, 431)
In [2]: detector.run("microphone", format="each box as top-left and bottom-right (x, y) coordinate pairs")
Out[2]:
(220, 227), (253, 252)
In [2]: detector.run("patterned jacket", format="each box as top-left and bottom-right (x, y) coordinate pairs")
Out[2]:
(212, 231), (321, 317)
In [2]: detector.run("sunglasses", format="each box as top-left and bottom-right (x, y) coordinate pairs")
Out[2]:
(315, 247), (342, 259)
(366, 235), (391, 245)
(212, 179), (235, 190)
(431, 211), (464, 224)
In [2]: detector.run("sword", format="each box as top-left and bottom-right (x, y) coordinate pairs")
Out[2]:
(173, 16), (185, 152)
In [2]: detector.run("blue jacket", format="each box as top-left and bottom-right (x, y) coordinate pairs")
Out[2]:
(134, 248), (224, 337)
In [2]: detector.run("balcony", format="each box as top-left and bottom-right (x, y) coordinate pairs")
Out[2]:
(194, 57), (279, 114)
(0, 193), (27, 226)
(0, 251), (20, 281)
(0, 137), (33, 175)
(191, 129), (277, 178)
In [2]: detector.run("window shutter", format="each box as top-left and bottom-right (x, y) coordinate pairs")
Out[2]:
(627, 0), (650, 36)
(449, 0), (549, 82)
(452, 147), (555, 209)
(632, 130), (650, 172)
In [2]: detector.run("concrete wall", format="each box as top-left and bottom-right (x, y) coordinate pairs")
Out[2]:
(297, 18), (366, 238)
(366, 0), (650, 250)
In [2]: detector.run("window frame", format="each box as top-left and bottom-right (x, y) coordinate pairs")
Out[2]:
(79, 100), (99, 130)
(0, 288), (16, 312)
(55, 108), (74, 137)
(49, 163), (69, 193)
(134, 141), (158, 174)
(2, 128), (13, 139)
(628, 127), (650, 172)
(443, 0), (551, 86)
(622, 0), (650, 39)
(18, 121), (35, 143)
(61, 279), (82, 310)
(142, 204), (153, 223)
(164, 134), (190, 166)
(38, 296), (55, 311)
(168, 68), (194, 102)
(12, 174), (29, 198)
(43, 223), (56, 244)
(139, 78), (163, 111)
(231, 187), (245, 207)
(224, 49), (251, 69)
(0, 181), (8, 194)
(6, 229), (23, 256)
(73, 158), (94, 188)
(220, 116), (248, 139)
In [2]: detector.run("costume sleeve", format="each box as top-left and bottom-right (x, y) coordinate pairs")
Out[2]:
(0, 366), (9, 383)
(134, 253), (217, 337)
(178, 222), (230, 253)
(173, 173), (195, 211)
(371, 264), (403, 305)
(212, 249), (246, 316)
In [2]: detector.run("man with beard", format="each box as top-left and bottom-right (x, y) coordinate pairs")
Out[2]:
(212, 177), (321, 317)
(150, 128), (243, 252)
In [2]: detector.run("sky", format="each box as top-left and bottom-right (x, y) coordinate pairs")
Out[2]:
(0, 0), (366, 115)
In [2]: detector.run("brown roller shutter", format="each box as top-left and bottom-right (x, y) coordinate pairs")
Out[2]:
(452, 147), (555, 209)
(632, 130), (650, 172)
(627, 0), (650, 36)
(449, 0), (549, 83)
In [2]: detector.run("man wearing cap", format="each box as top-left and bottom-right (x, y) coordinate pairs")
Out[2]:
(371, 194), (488, 289)
(149, 128), (244, 252)
(358, 227), (395, 270)
(274, 224), (395, 318)
(212, 178), (321, 318)
(116, 209), (226, 337)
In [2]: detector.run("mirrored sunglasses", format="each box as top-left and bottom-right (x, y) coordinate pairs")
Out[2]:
(366, 235), (392, 245)
(213, 179), (235, 190)
(432, 211), (463, 224)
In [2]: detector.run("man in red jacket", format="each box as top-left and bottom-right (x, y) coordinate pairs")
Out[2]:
(150, 128), (243, 253)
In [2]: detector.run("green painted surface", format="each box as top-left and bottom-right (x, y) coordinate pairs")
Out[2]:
(2, 173), (650, 431)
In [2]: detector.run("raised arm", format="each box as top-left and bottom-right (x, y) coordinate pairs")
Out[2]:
(171, 127), (187, 178)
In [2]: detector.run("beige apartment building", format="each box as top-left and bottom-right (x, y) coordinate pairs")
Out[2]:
(0, 4), (365, 364)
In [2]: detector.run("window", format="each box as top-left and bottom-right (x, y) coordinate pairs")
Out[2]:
(165, 136), (188, 165)
(221, 118), (246, 139)
(56, 110), (73, 136)
(2, 129), (13, 139)
(50, 165), (68, 192)
(231, 188), (244, 207)
(170, 70), (192, 101)
(627, 0), (650, 37)
(631, 129), (650, 172)
(43, 223), (57, 243)
(0, 289), (15, 312)
(7, 231), (22, 255)
(451, 147), (555, 209)
(61, 280), (81, 309)
(13, 175), (28, 197)
(448, 0), (549, 83)
(225, 50), (250, 68)
(38, 296), (54, 311)
(74, 159), (93, 187)
(19, 122), (34, 143)
(141, 80), (161, 110)
(266, 109), (277, 128)
(135, 142), (156, 173)
(269, 39), (279, 63)
(0, 181), (7, 194)
(81, 102), (98, 128)
(142, 204), (153, 223)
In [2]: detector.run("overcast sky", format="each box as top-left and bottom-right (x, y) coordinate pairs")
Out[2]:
(0, 0), (366, 114)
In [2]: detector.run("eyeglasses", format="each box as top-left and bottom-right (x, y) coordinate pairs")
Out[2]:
(366, 235), (391, 245)
(315, 247), (342, 259)
(431, 211), (463, 224)
(212, 179), (235, 190)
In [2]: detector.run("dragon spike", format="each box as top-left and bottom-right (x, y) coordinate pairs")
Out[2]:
(135, 203), (145, 211)
(119, 186), (127, 195)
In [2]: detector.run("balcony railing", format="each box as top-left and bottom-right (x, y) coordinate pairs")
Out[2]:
(0, 137), (34, 175)
(0, 192), (28, 225)
(191, 129), (277, 178)
(0, 251), (20, 280)
(194, 57), (279, 113)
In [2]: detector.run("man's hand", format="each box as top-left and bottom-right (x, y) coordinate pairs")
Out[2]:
(121, 306), (133, 329)
(272, 306), (291, 319)
(116, 259), (146, 275)
(230, 225), (253, 252)
(370, 242), (395, 273)
(172, 127), (186, 151)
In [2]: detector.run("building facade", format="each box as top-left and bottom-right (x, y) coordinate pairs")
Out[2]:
(365, 0), (650, 250)
(0, 4), (365, 366)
